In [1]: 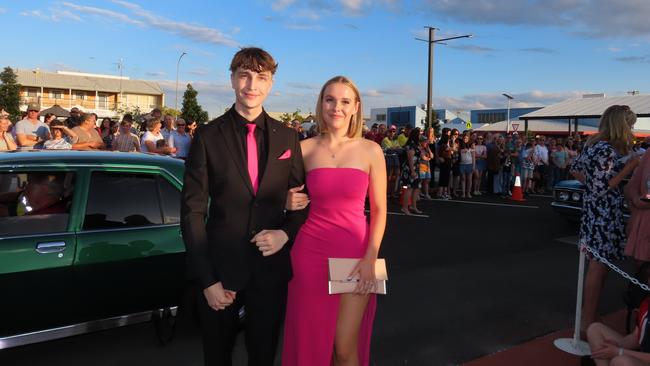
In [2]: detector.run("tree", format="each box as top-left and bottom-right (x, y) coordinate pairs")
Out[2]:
(181, 84), (209, 123)
(0, 67), (21, 121)
(279, 109), (304, 123)
(162, 106), (181, 117)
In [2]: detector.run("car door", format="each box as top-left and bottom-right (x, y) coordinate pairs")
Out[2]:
(0, 169), (78, 340)
(73, 169), (185, 321)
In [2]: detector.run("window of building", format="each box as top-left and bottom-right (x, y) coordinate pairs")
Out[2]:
(73, 91), (86, 101)
(477, 112), (506, 124)
(376, 114), (386, 122)
(50, 90), (63, 100)
(27, 88), (38, 97)
(98, 93), (109, 109)
(0, 171), (75, 237)
(83, 172), (173, 230)
(390, 111), (411, 125)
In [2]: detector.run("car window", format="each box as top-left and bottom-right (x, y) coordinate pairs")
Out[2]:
(158, 176), (180, 224)
(84, 172), (163, 230)
(0, 171), (74, 236)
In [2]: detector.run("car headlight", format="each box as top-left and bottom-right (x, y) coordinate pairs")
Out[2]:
(572, 192), (581, 201)
(559, 192), (570, 201)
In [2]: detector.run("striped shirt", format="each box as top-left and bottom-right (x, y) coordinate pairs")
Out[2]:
(112, 132), (140, 152)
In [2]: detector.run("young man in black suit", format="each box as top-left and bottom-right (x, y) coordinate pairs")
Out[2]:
(181, 47), (307, 365)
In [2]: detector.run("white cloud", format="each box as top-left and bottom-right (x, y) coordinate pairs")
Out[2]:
(272, 0), (297, 11)
(607, 47), (622, 52)
(284, 23), (322, 31)
(57, 1), (238, 47)
(420, 0), (650, 41)
(146, 71), (166, 77)
(62, 2), (143, 25)
(0, 8), (7, 14)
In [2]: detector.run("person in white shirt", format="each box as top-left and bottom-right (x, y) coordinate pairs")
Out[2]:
(14, 103), (51, 150)
(168, 117), (192, 159)
(161, 114), (175, 141)
(141, 118), (175, 155)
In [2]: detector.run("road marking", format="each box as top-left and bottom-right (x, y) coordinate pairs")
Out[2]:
(429, 199), (539, 209)
(556, 235), (578, 246)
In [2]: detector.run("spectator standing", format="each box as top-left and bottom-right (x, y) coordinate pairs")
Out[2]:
(99, 118), (112, 139)
(381, 125), (402, 198)
(566, 137), (579, 173)
(72, 113), (104, 150)
(521, 142), (536, 194)
(376, 123), (387, 144)
(168, 117), (192, 159)
(365, 123), (379, 142)
(459, 133), (475, 198)
(14, 103), (51, 150)
(161, 114), (175, 140)
(0, 115), (17, 151)
(450, 129), (461, 197)
(534, 135), (549, 193)
(437, 130), (453, 199)
(64, 107), (83, 128)
(44, 120), (78, 150)
(488, 134), (505, 195)
(112, 120), (141, 152)
(102, 120), (119, 150)
(624, 148), (650, 265)
(397, 126), (411, 147)
(550, 139), (568, 186)
(571, 104), (639, 330)
(186, 120), (197, 138)
(141, 118), (175, 155)
(400, 128), (422, 214)
(473, 134), (487, 195)
(43, 113), (56, 126)
(291, 120), (306, 140)
(418, 135), (434, 200)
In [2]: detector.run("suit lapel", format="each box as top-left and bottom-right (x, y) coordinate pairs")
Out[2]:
(218, 113), (255, 196)
(257, 114), (284, 197)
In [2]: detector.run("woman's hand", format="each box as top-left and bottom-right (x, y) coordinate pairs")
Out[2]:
(591, 339), (620, 360)
(285, 185), (309, 211)
(349, 257), (377, 295)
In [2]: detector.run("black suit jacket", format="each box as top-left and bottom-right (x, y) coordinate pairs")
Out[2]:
(181, 109), (307, 291)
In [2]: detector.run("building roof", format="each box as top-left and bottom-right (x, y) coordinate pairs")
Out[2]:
(519, 95), (650, 120)
(15, 69), (163, 95)
(476, 119), (598, 133)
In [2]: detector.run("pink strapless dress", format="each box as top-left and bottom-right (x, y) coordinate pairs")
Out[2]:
(282, 168), (377, 366)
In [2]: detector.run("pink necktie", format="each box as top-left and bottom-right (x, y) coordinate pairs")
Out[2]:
(246, 123), (259, 194)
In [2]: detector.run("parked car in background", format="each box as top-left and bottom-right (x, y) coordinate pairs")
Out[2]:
(552, 179), (630, 222)
(0, 150), (186, 349)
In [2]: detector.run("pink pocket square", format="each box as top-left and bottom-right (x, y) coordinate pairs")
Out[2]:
(278, 149), (292, 160)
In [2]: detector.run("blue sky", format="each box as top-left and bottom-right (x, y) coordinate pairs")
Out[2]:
(1, 0), (649, 118)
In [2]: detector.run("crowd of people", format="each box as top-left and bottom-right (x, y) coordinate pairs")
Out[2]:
(0, 103), (198, 159)
(359, 120), (650, 216)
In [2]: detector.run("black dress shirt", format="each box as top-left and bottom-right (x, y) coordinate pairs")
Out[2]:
(230, 106), (268, 182)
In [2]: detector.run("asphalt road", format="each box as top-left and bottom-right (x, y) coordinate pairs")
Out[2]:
(0, 194), (632, 366)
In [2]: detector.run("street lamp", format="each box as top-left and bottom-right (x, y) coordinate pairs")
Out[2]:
(416, 27), (472, 129)
(502, 93), (514, 133)
(175, 52), (187, 112)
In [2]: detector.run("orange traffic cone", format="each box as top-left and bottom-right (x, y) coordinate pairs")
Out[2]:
(399, 186), (412, 206)
(510, 173), (526, 202)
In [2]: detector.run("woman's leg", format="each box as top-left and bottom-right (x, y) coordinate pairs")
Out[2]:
(582, 260), (608, 330)
(587, 322), (627, 366)
(411, 188), (421, 212)
(401, 188), (412, 215)
(333, 294), (370, 366)
(465, 172), (473, 198)
(460, 173), (467, 198)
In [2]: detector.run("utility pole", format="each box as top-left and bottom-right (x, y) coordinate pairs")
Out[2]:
(176, 52), (187, 113)
(416, 27), (472, 129)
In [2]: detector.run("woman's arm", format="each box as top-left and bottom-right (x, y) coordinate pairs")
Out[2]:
(608, 156), (639, 189)
(407, 148), (416, 176)
(351, 142), (387, 295)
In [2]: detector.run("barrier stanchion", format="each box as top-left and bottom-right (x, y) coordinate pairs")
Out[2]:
(554, 247), (591, 355)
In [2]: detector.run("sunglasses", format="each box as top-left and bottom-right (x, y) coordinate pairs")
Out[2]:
(177, 124), (185, 127)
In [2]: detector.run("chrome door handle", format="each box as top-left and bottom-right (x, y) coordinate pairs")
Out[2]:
(36, 241), (66, 254)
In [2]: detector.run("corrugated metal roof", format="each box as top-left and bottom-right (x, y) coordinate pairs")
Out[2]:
(519, 95), (650, 119)
(15, 69), (163, 95)
(476, 119), (598, 133)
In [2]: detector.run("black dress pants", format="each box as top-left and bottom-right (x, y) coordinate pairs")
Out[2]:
(196, 279), (288, 366)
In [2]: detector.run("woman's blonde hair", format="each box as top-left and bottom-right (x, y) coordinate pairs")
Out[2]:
(146, 118), (161, 132)
(315, 76), (363, 138)
(587, 105), (636, 155)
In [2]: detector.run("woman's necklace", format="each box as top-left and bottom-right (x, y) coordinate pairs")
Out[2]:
(320, 137), (348, 159)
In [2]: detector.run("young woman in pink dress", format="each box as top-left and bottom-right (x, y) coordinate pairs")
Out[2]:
(282, 76), (387, 366)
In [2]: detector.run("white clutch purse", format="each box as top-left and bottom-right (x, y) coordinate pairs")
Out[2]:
(328, 258), (388, 295)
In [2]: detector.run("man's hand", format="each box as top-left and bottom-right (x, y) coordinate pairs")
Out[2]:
(203, 282), (236, 311)
(251, 229), (289, 256)
(285, 185), (309, 211)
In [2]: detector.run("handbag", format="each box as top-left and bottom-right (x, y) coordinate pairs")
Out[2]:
(328, 258), (388, 295)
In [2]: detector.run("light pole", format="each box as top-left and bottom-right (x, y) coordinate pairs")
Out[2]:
(502, 93), (514, 134)
(175, 52), (187, 113)
(416, 27), (472, 129)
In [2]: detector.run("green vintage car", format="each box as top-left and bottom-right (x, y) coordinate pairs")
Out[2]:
(0, 150), (186, 349)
